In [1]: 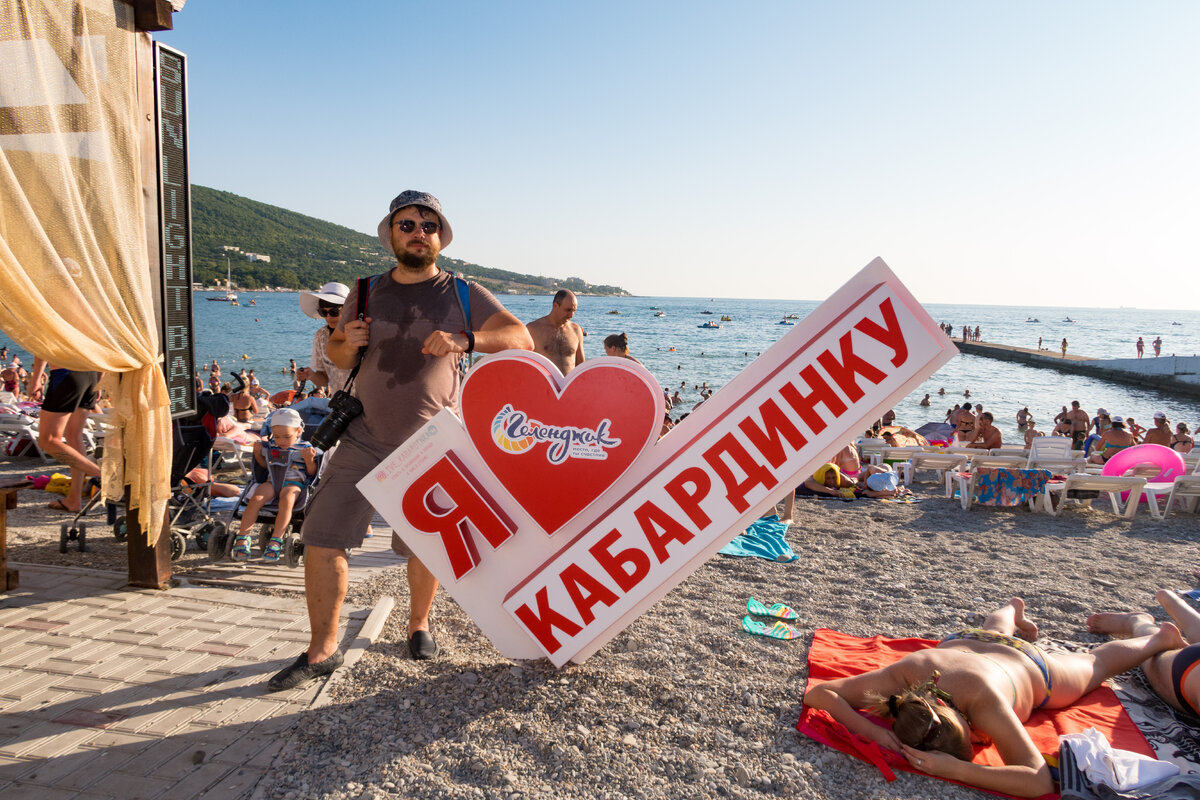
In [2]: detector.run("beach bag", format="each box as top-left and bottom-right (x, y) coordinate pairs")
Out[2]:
(45, 473), (71, 495)
(5, 432), (40, 457)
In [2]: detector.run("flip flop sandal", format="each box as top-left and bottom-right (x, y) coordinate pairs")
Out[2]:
(261, 536), (284, 563)
(231, 534), (253, 561)
(747, 596), (799, 621)
(741, 615), (802, 640)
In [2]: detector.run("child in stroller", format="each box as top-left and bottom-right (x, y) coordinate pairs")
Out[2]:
(231, 408), (316, 562)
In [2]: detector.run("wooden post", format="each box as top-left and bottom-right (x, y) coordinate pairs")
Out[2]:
(0, 482), (33, 592)
(125, 486), (172, 589)
(123, 28), (172, 589)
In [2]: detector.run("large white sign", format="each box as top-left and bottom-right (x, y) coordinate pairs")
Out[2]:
(359, 258), (956, 665)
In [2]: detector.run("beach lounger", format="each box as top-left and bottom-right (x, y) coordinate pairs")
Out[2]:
(953, 467), (1050, 511)
(944, 455), (1026, 499)
(901, 452), (967, 486)
(1142, 459), (1200, 519)
(988, 447), (1030, 458)
(1042, 474), (1146, 518)
(1025, 436), (1086, 474)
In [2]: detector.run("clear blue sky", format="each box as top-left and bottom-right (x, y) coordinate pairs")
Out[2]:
(159, 1), (1200, 308)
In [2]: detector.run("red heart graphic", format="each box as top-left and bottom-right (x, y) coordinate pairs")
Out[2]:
(461, 355), (662, 535)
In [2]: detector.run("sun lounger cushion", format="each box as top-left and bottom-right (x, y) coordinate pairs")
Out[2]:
(796, 628), (1153, 799)
(974, 468), (1051, 507)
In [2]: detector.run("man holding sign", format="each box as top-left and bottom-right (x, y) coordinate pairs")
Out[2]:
(268, 191), (533, 691)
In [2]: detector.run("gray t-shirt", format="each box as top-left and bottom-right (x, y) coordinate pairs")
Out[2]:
(339, 270), (506, 448)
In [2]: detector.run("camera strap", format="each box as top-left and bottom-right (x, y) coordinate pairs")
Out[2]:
(338, 274), (378, 394)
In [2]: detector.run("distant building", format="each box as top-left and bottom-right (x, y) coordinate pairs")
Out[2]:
(221, 245), (241, 252)
(245, 253), (271, 263)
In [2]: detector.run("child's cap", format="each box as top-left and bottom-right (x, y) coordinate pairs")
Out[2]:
(270, 408), (303, 429)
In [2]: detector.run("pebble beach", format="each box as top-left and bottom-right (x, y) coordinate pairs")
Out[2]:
(6, 457), (1196, 800)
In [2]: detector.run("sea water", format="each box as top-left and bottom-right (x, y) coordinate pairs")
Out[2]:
(3, 292), (1197, 444)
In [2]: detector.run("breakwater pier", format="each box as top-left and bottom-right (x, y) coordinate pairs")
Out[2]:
(955, 340), (1200, 400)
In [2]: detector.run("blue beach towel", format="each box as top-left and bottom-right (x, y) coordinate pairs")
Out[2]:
(719, 515), (798, 563)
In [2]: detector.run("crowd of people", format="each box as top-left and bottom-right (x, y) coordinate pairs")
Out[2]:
(4, 189), (1200, 798)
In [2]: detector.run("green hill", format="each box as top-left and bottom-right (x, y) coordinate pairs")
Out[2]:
(190, 185), (631, 296)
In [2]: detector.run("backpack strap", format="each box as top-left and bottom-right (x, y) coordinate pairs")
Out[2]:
(339, 273), (383, 393)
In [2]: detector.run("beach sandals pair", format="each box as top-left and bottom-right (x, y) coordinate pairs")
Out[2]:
(231, 533), (284, 562)
(741, 596), (803, 640)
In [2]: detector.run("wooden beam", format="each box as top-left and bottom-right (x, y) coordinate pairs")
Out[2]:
(124, 31), (173, 590)
(131, 0), (174, 32)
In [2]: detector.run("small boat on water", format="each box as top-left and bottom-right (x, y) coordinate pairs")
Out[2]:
(698, 321), (720, 329)
(654, 311), (666, 317)
(1025, 316), (1039, 322)
(607, 310), (621, 315)
(777, 319), (794, 325)
(699, 310), (714, 315)
(783, 313), (800, 320)
(208, 256), (237, 303)
(1063, 317), (1075, 323)
(720, 315), (732, 322)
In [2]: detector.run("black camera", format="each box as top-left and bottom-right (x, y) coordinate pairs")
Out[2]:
(309, 389), (363, 451)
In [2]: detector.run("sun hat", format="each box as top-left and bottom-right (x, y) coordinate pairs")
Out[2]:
(376, 190), (453, 256)
(299, 282), (350, 320)
(1111, 415), (1125, 425)
(1097, 408), (1108, 415)
(270, 408), (303, 430)
(1154, 411), (1167, 420)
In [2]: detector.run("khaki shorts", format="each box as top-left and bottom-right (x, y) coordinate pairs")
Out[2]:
(300, 436), (396, 551)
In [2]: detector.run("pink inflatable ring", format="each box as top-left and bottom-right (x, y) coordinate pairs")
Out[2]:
(1101, 443), (1186, 501)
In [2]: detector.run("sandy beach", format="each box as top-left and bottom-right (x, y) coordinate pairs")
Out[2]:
(3, 455), (1197, 800)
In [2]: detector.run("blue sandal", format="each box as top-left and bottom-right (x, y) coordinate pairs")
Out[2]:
(262, 536), (284, 563)
(231, 534), (253, 561)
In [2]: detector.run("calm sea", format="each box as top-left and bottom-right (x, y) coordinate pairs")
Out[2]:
(3, 292), (1197, 443)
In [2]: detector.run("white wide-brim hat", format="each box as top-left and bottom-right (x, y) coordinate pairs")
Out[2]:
(376, 190), (453, 256)
(299, 282), (350, 320)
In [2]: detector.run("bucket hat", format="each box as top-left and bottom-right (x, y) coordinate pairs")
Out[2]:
(299, 282), (350, 320)
(376, 190), (453, 256)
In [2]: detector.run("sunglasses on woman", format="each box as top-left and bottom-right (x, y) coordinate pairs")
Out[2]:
(317, 304), (341, 317)
(393, 219), (440, 235)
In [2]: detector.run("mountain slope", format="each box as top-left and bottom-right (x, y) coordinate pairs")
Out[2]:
(190, 185), (630, 296)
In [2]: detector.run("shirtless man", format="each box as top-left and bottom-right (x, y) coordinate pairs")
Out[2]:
(967, 411), (1002, 450)
(1066, 400), (1090, 451)
(1144, 411), (1172, 446)
(527, 290), (585, 375)
(1087, 590), (1200, 719)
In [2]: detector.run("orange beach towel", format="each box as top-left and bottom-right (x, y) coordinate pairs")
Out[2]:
(796, 628), (1154, 800)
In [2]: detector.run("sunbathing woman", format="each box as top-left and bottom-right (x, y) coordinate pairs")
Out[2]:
(804, 598), (1182, 797)
(1088, 589), (1200, 718)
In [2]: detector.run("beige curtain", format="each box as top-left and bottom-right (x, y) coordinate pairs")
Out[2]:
(0, 0), (171, 542)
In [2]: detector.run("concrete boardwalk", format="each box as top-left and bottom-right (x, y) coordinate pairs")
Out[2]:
(0, 561), (388, 799)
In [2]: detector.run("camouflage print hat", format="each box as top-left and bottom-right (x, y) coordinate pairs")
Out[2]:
(376, 190), (453, 255)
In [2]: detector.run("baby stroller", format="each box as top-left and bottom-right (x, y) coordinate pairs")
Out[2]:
(207, 416), (321, 567)
(93, 393), (230, 560)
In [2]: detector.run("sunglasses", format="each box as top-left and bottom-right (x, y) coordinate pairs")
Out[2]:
(317, 304), (341, 317)
(393, 219), (440, 235)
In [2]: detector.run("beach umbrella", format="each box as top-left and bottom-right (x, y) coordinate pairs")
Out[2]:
(914, 422), (955, 440)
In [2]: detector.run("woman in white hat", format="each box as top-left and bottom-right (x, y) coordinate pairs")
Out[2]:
(296, 282), (351, 394)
